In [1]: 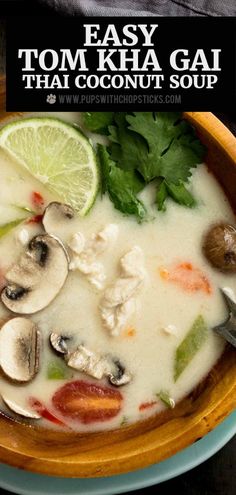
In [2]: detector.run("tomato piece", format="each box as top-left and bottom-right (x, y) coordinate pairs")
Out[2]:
(160, 262), (212, 295)
(139, 401), (158, 411)
(31, 191), (44, 209)
(29, 397), (66, 427)
(52, 380), (123, 424)
(26, 214), (43, 224)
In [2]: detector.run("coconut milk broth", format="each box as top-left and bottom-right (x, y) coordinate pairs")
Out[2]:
(0, 112), (235, 432)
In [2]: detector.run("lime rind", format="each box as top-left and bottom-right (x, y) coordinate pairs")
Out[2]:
(0, 117), (99, 216)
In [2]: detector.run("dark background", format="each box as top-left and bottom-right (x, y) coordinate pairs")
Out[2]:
(0, 1), (235, 494)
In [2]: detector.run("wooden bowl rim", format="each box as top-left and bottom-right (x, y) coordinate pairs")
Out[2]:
(183, 111), (236, 164)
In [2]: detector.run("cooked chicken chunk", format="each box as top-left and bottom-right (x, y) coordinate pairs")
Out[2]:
(69, 224), (119, 289)
(88, 224), (119, 257)
(67, 345), (111, 379)
(50, 334), (132, 386)
(100, 246), (146, 336)
(120, 245), (146, 278)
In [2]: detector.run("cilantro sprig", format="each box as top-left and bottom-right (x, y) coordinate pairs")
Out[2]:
(83, 112), (114, 134)
(98, 144), (146, 221)
(83, 112), (206, 220)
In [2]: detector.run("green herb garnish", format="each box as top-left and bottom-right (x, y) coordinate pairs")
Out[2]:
(165, 181), (196, 208)
(157, 390), (175, 409)
(0, 219), (25, 239)
(98, 144), (146, 221)
(47, 359), (72, 380)
(120, 415), (129, 426)
(83, 112), (114, 134)
(174, 315), (208, 381)
(13, 204), (36, 215)
(0, 204), (37, 239)
(156, 180), (168, 211)
(83, 112), (205, 220)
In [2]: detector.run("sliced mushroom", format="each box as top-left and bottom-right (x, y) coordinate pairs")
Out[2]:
(50, 332), (70, 355)
(203, 223), (236, 273)
(1, 234), (69, 314)
(49, 333), (131, 386)
(108, 360), (132, 387)
(0, 317), (40, 382)
(1, 395), (41, 419)
(43, 202), (75, 242)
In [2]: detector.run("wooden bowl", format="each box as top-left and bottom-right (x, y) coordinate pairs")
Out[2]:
(0, 75), (235, 478)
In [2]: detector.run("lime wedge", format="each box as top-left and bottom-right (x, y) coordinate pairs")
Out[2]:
(0, 117), (99, 215)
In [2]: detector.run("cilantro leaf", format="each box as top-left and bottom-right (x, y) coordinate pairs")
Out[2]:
(82, 112), (114, 134)
(156, 180), (168, 211)
(126, 112), (205, 182)
(109, 113), (148, 172)
(98, 144), (146, 221)
(82, 112), (206, 220)
(158, 133), (205, 185)
(127, 112), (183, 155)
(156, 179), (196, 211)
(108, 125), (119, 144)
(165, 182), (196, 207)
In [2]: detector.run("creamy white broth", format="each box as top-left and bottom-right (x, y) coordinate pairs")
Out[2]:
(0, 113), (235, 432)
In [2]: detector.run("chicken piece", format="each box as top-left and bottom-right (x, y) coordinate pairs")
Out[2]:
(88, 224), (119, 258)
(69, 258), (106, 289)
(100, 246), (145, 336)
(69, 232), (85, 255)
(67, 345), (111, 379)
(102, 278), (142, 308)
(120, 245), (146, 278)
(69, 224), (119, 289)
(50, 339), (132, 386)
(17, 228), (30, 246)
(101, 298), (136, 336)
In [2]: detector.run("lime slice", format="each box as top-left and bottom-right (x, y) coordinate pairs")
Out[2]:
(0, 117), (99, 215)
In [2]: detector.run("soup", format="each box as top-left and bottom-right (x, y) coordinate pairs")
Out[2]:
(0, 112), (235, 432)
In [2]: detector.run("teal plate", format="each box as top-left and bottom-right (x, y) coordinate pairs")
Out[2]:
(0, 411), (235, 495)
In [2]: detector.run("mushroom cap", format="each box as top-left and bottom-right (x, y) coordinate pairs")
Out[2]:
(1, 234), (69, 314)
(43, 202), (75, 242)
(203, 223), (236, 273)
(1, 395), (41, 419)
(108, 360), (132, 386)
(50, 332), (69, 355)
(0, 317), (40, 382)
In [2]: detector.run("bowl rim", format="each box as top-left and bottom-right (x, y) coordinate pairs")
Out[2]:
(0, 83), (235, 477)
(183, 111), (236, 164)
